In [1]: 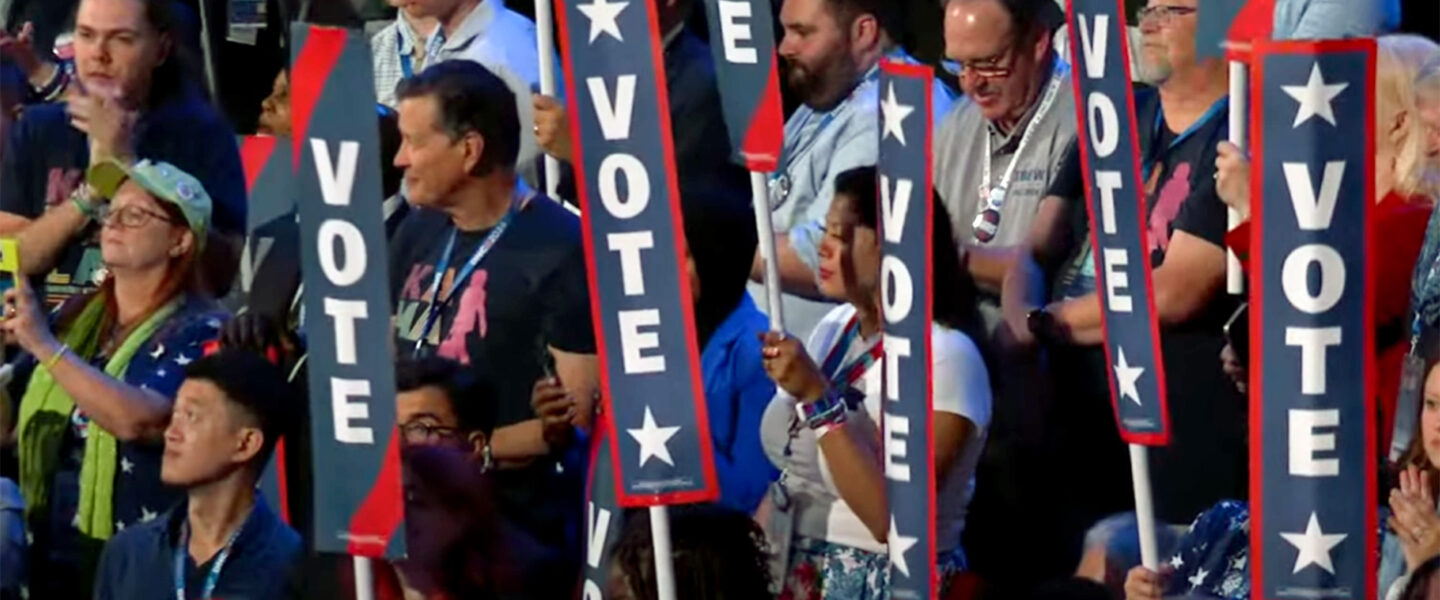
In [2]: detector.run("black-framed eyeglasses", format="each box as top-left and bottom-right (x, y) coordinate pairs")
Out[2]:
(1137, 5), (1198, 26)
(96, 204), (173, 229)
(400, 420), (462, 444)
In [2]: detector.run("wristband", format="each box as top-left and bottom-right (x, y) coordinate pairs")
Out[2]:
(795, 388), (848, 431)
(69, 185), (99, 220)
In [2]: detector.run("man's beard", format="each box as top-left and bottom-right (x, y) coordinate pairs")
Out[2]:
(1135, 54), (1174, 86)
(787, 55), (860, 111)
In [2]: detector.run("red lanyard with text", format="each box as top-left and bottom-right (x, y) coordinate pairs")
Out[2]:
(818, 315), (883, 389)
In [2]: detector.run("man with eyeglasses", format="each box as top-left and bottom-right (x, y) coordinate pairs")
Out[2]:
(752, 0), (954, 338)
(1023, 0), (1245, 529)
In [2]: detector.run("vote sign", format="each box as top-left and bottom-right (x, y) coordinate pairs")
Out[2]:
(700, 0), (783, 171)
(878, 60), (937, 599)
(582, 413), (624, 599)
(1065, 0), (1171, 445)
(1249, 39), (1376, 600)
(556, 0), (719, 506)
(290, 24), (405, 558)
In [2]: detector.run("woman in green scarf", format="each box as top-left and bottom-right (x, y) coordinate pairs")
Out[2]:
(6, 159), (228, 597)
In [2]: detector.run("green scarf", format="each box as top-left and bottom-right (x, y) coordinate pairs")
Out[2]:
(17, 294), (180, 540)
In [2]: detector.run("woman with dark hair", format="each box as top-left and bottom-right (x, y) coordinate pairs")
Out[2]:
(7, 159), (226, 597)
(607, 504), (772, 600)
(757, 165), (992, 597)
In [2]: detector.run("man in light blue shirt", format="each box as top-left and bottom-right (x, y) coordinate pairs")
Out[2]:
(1273, 0), (1400, 40)
(754, 0), (954, 337)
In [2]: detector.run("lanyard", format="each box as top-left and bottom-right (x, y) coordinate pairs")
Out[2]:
(413, 203), (522, 355)
(398, 31), (414, 79)
(818, 315), (883, 387)
(771, 66), (883, 185)
(1141, 98), (1228, 181)
(174, 508), (252, 600)
(975, 69), (1066, 236)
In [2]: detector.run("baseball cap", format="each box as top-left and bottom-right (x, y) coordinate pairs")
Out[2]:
(86, 158), (212, 247)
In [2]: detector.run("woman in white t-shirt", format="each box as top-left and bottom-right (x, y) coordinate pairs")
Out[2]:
(758, 166), (993, 599)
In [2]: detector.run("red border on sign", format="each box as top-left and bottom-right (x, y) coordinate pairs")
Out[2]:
(1246, 37), (1378, 600)
(554, 0), (720, 508)
(1064, 0), (1173, 447)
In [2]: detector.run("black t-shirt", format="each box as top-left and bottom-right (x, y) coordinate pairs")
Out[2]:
(389, 195), (595, 551)
(0, 92), (246, 307)
(1134, 87), (1247, 522)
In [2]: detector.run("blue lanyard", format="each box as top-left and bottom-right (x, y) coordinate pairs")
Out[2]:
(398, 31), (414, 79)
(1142, 98), (1228, 181)
(819, 316), (883, 387)
(413, 205), (519, 355)
(174, 509), (251, 600)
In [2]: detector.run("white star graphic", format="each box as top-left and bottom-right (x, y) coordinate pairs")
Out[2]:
(115, 520), (125, 532)
(156, 368), (167, 378)
(1113, 346), (1145, 406)
(173, 353), (193, 366)
(149, 343), (165, 360)
(1169, 554), (1185, 570)
(888, 516), (919, 578)
(1282, 63), (1348, 127)
(626, 406), (680, 467)
(1188, 567), (1210, 591)
(576, 0), (629, 44)
(206, 318), (223, 330)
(880, 83), (915, 146)
(71, 513), (81, 528)
(1280, 512), (1347, 574)
(121, 457), (133, 474)
(139, 507), (158, 523)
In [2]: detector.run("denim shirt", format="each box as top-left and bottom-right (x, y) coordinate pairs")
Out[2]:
(1272, 0), (1399, 40)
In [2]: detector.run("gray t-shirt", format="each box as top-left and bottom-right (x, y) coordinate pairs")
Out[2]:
(933, 59), (1077, 251)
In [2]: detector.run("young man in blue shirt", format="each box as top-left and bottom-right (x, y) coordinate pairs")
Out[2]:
(93, 349), (301, 600)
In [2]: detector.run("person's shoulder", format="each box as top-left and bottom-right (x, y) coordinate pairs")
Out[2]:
(518, 195), (582, 240)
(370, 19), (403, 47)
(13, 102), (70, 134)
(938, 98), (983, 135)
(931, 325), (983, 366)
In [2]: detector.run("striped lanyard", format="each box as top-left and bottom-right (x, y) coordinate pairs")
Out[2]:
(173, 507), (252, 600)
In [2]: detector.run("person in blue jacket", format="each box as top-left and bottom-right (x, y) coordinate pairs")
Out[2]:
(683, 187), (780, 514)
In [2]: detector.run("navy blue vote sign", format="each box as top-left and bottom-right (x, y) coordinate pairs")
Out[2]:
(1065, 0), (1171, 446)
(700, 0), (783, 170)
(879, 60), (936, 600)
(556, 0), (719, 506)
(582, 413), (624, 599)
(1249, 38), (1376, 600)
(290, 24), (405, 558)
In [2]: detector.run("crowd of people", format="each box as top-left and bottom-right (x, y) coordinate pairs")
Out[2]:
(0, 0), (1438, 598)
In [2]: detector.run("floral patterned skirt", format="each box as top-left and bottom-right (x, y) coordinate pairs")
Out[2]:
(778, 536), (968, 600)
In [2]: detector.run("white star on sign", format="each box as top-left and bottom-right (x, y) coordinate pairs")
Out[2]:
(1280, 512), (1347, 574)
(880, 83), (915, 146)
(121, 457), (133, 474)
(1187, 567), (1209, 591)
(577, 0), (629, 44)
(627, 406), (680, 467)
(888, 515), (919, 578)
(1282, 63), (1348, 127)
(1113, 346), (1145, 406)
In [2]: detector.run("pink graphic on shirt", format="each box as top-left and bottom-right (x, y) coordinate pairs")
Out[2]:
(1147, 162), (1192, 254)
(402, 264), (436, 301)
(436, 269), (489, 364)
(45, 168), (83, 208)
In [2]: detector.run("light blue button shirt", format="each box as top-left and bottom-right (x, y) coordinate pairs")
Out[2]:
(1272, 0), (1399, 40)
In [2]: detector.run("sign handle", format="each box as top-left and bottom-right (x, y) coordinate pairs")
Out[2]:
(1129, 444), (1161, 570)
(649, 506), (679, 600)
(536, 0), (565, 203)
(353, 556), (375, 600)
(1226, 59), (1248, 296)
(750, 171), (786, 333)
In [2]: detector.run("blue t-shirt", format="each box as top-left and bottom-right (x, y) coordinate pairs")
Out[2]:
(0, 88), (246, 307)
(701, 295), (779, 513)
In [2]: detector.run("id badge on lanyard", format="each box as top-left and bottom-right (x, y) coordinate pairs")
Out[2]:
(1392, 322), (1429, 464)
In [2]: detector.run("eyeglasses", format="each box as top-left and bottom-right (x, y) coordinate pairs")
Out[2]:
(96, 204), (173, 229)
(943, 47), (1018, 82)
(1137, 5), (1198, 26)
(400, 420), (462, 444)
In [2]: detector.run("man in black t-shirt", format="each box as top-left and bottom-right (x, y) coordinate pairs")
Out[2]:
(1015, 0), (1245, 525)
(0, 0), (245, 307)
(389, 61), (598, 564)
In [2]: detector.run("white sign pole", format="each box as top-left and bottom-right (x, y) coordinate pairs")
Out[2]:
(1226, 58), (1248, 295)
(535, 0), (565, 203)
(751, 171), (786, 332)
(649, 505), (679, 600)
(1129, 445), (1160, 569)
(353, 556), (375, 600)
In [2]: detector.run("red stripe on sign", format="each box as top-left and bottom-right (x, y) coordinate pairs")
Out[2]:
(741, 54), (783, 172)
(240, 135), (278, 194)
(274, 437), (291, 525)
(346, 427), (405, 556)
(289, 26), (348, 171)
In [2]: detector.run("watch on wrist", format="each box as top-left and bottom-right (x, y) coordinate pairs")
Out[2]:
(69, 184), (100, 220)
